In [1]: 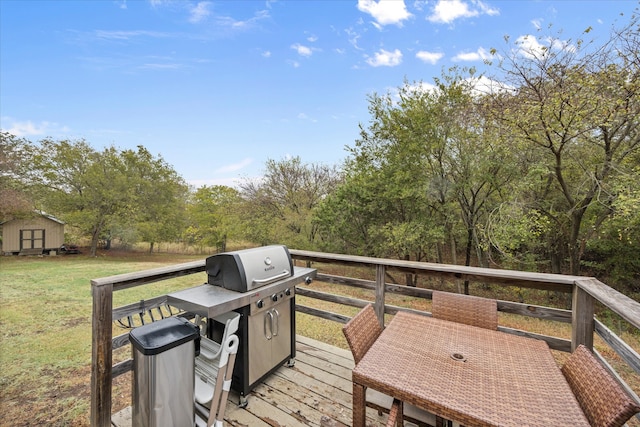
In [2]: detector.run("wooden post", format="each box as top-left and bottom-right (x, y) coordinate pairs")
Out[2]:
(572, 283), (594, 351)
(375, 264), (386, 327)
(91, 280), (113, 427)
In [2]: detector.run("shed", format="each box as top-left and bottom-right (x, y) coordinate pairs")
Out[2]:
(1, 212), (65, 255)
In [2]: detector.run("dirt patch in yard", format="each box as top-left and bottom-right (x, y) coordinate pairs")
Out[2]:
(0, 365), (91, 427)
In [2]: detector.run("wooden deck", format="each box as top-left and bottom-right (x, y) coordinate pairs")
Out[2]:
(112, 335), (423, 427)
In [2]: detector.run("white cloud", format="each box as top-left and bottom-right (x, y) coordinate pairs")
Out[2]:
(261, 50), (272, 58)
(366, 48), (402, 67)
(357, 0), (412, 27)
(428, 0), (498, 24)
(453, 47), (492, 61)
(189, 2), (211, 23)
(297, 113), (317, 122)
(150, 0), (270, 30)
(515, 34), (574, 59)
(291, 43), (313, 57)
(227, 9), (270, 30)
(476, 0), (499, 17)
(188, 176), (244, 188)
(138, 62), (184, 69)
(405, 81), (438, 96)
(1, 118), (70, 137)
(515, 35), (545, 59)
(345, 28), (363, 51)
(532, 19), (543, 30)
(93, 30), (171, 41)
(214, 158), (253, 174)
(416, 50), (444, 64)
(466, 75), (513, 96)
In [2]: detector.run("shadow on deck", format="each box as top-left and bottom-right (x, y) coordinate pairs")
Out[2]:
(112, 335), (421, 427)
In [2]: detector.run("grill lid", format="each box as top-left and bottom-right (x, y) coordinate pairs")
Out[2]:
(205, 245), (294, 292)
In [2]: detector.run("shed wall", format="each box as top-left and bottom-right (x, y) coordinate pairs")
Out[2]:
(1, 217), (65, 253)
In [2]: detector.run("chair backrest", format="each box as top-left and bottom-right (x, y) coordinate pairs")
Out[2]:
(342, 304), (383, 364)
(431, 291), (498, 330)
(561, 344), (640, 427)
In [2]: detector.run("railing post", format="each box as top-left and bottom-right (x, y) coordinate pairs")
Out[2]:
(375, 265), (386, 327)
(91, 280), (113, 427)
(572, 283), (594, 351)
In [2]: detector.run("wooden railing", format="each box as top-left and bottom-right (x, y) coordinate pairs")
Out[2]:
(90, 249), (640, 426)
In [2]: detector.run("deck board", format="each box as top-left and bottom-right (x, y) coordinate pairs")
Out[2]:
(112, 335), (420, 427)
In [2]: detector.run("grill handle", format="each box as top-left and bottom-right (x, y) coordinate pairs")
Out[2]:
(252, 270), (290, 286)
(264, 312), (273, 340)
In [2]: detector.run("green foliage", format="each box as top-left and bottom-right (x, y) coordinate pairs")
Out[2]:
(185, 185), (242, 250)
(584, 166), (640, 285)
(315, 71), (514, 266)
(19, 139), (189, 256)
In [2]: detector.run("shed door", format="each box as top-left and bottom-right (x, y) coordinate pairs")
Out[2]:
(20, 229), (45, 250)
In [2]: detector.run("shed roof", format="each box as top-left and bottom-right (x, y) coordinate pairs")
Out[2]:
(0, 210), (65, 226)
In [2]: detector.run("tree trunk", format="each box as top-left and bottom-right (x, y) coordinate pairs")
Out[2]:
(463, 227), (473, 295)
(403, 254), (415, 287)
(90, 228), (100, 257)
(568, 210), (586, 276)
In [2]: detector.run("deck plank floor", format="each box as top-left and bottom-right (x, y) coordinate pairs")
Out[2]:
(112, 335), (424, 427)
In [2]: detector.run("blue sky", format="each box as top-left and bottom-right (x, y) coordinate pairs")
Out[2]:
(1, 0), (636, 188)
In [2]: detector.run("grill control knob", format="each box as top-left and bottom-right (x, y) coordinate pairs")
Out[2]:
(285, 288), (291, 296)
(271, 294), (278, 302)
(256, 299), (264, 309)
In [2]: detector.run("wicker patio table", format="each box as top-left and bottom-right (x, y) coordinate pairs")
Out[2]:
(351, 311), (590, 427)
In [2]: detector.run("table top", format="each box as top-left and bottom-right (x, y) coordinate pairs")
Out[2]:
(352, 311), (590, 427)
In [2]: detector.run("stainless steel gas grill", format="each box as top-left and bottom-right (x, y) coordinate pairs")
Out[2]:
(168, 245), (316, 406)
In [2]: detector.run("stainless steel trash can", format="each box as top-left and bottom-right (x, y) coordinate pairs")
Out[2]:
(129, 317), (201, 427)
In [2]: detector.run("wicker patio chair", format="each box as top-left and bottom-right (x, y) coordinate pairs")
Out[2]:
(343, 304), (383, 364)
(431, 290), (498, 330)
(343, 304), (436, 427)
(386, 399), (403, 427)
(561, 344), (640, 427)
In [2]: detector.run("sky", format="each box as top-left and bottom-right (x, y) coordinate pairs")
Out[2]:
(1, 0), (637, 188)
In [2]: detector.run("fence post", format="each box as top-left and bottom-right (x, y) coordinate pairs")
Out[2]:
(572, 283), (594, 351)
(91, 280), (113, 427)
(375, 265), (386, 327)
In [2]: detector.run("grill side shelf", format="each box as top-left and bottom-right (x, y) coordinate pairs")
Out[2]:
(168, 267), (316, 318)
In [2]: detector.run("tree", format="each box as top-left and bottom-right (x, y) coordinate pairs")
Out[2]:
(240, 157), (342, 249)
(316, 71), (515, 288)
(185, 185), (242, 252)
(120, 147), (189, 252)
(315, 82), (450, 263)
(0, 132), (33, 221)
(28, 139), (187, 256)
(487, 15), (640, 275)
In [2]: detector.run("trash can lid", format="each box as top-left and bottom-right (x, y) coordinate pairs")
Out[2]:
(129, 317), (200, 355)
